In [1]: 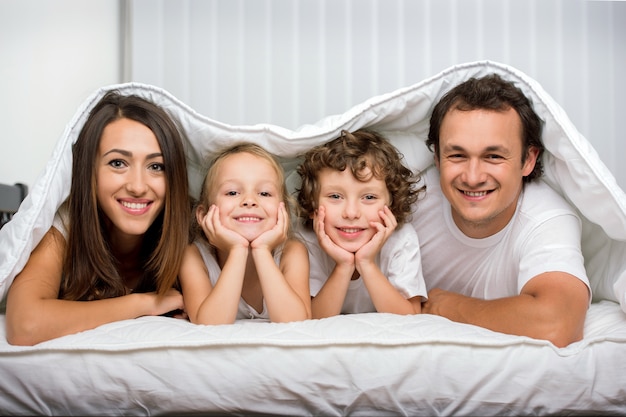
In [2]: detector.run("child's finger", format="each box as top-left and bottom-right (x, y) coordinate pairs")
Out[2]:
(379, 205), (397, 229)
(281, 203), (289, 234)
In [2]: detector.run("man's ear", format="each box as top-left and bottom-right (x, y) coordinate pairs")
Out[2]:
(522, 146), (539, 177)
(433, 152), (440, 170)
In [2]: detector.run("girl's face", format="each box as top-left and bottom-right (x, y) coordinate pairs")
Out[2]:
(96, 118), (166, 242)
(316, 167), (390, 253)
(210, 152), (282, 242)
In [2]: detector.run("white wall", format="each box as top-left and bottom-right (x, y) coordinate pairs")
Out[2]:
(1, 0), (625, 193)
(127, 0), (626, 190)
(0, 0), (122, 189)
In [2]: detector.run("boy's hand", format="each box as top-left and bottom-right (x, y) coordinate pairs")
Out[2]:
(355, 205), (397, 266)
(314, 206), (355, 268)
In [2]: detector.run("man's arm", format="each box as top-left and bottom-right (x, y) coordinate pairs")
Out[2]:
(422, 271), (589, 348)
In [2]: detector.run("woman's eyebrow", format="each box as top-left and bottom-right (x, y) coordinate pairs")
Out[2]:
(102, 149), (163, 159)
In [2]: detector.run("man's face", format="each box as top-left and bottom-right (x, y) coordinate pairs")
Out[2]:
(435, 107), (538, 238)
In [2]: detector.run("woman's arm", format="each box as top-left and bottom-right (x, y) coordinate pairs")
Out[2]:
(5, 227), (184, 346)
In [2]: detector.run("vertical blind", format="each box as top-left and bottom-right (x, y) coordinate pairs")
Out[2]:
(126, 0), (625, 189)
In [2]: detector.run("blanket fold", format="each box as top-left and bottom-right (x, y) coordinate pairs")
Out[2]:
(1, 60), (625, 311)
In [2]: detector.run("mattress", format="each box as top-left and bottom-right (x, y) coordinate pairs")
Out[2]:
(0, 60), (625, 415)
(0, 300), (624, 415)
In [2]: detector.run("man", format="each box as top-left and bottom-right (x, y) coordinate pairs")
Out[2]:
(414, 74), (590, 348)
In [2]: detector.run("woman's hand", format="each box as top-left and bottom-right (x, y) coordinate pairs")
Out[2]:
(145, 287), (186, 317)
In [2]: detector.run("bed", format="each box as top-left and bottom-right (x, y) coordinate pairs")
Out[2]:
(1, 61), (625, 416)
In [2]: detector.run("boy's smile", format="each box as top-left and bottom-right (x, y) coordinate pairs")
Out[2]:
(317, 167), (390, 253)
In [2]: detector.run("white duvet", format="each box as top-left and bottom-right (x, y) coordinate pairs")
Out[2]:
(0, 61), (625, 415)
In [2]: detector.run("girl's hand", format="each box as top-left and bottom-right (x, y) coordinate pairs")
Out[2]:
(146, 288), (185, 317)
(201, 205), (249, 251)
(355, 205), (397, 266)
(315, 206), (355, 268)
(251, 202), (288, 251)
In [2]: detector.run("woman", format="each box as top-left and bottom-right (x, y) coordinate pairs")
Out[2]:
(5, 91), (190, 346)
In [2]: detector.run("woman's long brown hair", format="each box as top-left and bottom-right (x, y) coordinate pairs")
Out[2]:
(60, 91), (190, 301)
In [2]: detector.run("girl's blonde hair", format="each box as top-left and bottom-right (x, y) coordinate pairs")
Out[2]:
(193, 142), (296, 239)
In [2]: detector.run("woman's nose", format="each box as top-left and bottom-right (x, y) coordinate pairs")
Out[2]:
(126, 168), (148, 195)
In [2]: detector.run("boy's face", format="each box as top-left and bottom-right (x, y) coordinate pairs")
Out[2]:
(316, 167), (390, 253)
(435, 107), (537, 238)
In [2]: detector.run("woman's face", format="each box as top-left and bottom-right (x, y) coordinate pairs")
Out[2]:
(209, 152), (282, 242)
(96, 117), (166, 242)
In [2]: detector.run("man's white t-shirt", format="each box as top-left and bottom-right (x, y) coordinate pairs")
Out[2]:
(411, 166), (591, 300)
(298, 223), (428, 314)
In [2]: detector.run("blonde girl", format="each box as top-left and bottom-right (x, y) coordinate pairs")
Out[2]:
(179, 143), (311, 324)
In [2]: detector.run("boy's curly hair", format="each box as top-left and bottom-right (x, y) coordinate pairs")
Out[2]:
(296, 129), (424, 228)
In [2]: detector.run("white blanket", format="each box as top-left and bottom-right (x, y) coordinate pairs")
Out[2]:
(0, 61), (625, 415)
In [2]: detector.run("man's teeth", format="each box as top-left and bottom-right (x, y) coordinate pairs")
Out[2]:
(464, 191), (488, 197)
(122, 201), (148, 209)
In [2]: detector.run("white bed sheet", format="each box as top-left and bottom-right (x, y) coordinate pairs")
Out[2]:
(0, 301), (625, 416)
(1, 60), (626, 415)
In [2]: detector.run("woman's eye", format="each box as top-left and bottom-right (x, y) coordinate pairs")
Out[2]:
(149, 163), (165, 172)
(108, 159), (126, 168)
